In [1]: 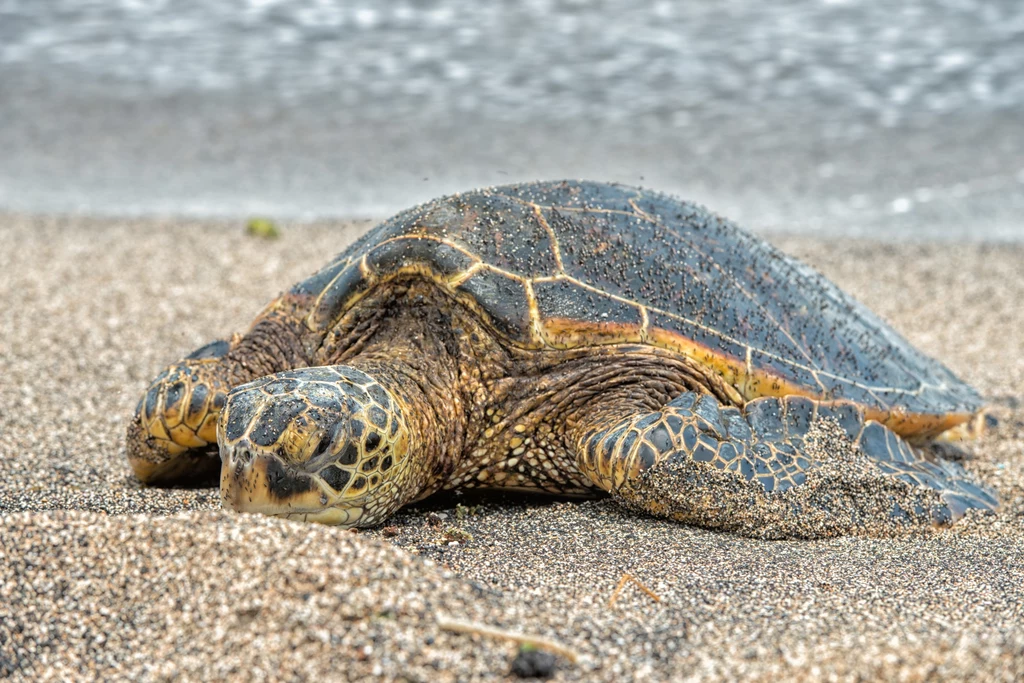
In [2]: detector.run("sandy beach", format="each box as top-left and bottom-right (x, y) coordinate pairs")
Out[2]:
(1, 213), (1022, 681)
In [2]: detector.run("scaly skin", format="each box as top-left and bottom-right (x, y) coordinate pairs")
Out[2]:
(214, 281), (747, 524)
(218, 366), (422, 526)
(125, 304), (312, 483)
(572, 391), (998, 537)
(124, 179), (997, 535)
(217, 285), (469, 524)
(129, 278), (998, 533)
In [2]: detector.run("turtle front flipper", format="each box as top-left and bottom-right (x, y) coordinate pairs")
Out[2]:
(572, 392), (998, 539)
(126, 337), (243, 484)
(127, 311), (312, 484)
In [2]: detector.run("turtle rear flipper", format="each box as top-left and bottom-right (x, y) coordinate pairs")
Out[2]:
(572, 392), (998, 539)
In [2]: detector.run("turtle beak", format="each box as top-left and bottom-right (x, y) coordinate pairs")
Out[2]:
(220, 440), (324, 513)
(219, 439), (367, 525)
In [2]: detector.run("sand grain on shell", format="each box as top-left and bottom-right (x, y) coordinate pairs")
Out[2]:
(1, 214), (1023, 681)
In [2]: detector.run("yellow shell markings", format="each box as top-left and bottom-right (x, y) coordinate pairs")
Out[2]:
(313, 234), (961, 437)
(531, 203), (565, 272)
(282, 186), (976, 439)
(491, 190), (975, 435)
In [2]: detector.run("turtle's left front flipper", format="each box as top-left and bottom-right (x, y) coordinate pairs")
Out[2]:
(571, 392), (997, 538)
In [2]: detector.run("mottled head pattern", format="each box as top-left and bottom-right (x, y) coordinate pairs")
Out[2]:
(126, 339), (233, 483)
(218, 365), (410, 526)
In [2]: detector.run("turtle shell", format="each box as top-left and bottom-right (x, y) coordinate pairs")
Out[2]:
(289, 180), (981, 437)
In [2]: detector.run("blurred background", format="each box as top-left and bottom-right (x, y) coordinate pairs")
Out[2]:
(1, 0), (1022, 239)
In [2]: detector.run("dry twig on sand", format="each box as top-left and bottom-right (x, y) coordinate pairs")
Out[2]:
(608, 572), (661, 608)
(435, 615), (579, 664)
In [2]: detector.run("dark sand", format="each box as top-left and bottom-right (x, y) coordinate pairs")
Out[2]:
(1, 214), (1022, 681)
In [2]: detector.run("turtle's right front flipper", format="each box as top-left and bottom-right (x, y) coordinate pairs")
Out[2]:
(126, 311), (311, 484)
(571, 392), (998, 538)
(127, 336), (240, 483)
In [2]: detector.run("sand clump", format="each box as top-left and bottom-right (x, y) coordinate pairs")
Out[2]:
(630, 416), (980, 539)
(1, 213), (1023, 681)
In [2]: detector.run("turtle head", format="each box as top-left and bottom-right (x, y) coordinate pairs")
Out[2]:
(218, 366), (412, 527)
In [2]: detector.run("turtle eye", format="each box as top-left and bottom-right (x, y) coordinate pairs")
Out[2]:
(311, 422), (345, 462)
(313, 437), (332, 458)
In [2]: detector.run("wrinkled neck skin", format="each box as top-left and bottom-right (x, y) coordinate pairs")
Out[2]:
(310, 278), (734, 506)
(320, 282), (476, 505)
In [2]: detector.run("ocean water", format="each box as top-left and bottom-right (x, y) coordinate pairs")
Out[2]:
(1, 0), (1022, 238)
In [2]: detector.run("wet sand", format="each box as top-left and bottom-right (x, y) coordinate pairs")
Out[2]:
(1, 213), (1021, 681)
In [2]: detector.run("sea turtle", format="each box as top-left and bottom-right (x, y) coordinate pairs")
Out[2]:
(126, 180), (997, 537)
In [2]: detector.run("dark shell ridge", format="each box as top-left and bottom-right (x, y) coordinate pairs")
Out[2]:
(288, 180), (981, 421)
